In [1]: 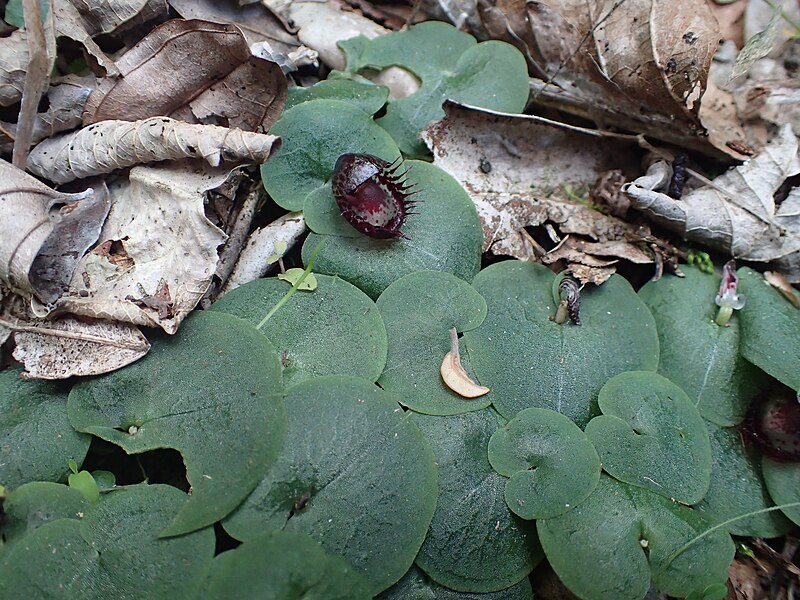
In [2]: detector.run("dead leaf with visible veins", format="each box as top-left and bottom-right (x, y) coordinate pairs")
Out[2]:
(624, 124), (800, 282)
(0, 29), (32, 107)
(421, 101), (654, 284)
(83, 19), (287, 133)
(26, 117), (281, 184)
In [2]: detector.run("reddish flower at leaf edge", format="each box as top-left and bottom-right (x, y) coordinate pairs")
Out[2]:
(744, 388), (800, 462)
(332, 153), (419, 239)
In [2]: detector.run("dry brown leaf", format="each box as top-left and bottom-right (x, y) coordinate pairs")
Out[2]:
(26, 117), (281, 184)
(624, 124), (800, 281)
(0, 158), (110, 305)
(51, 161), (235, 333)
(421, 101), (649, 284)
(2, 313), (150, 379)
(83, 19), (287, 133)
(0, 29), (29, 107)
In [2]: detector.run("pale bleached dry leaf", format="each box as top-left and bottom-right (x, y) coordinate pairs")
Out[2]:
(421, 102), (651, 284)
(730, 11), (781, 81)
(0, 29), (29, 107)
(624, 124), (800, 281)
(26, 117), (281, 184)
(2, 313), (150, 379)
(222, 211), (306, 294)
(83, 19), (287, 133)
(52, 161), (233, 333)
(168, 0), (299, 51)
(0, 159), (108, 304)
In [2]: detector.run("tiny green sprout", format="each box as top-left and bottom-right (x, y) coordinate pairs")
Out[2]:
(736, 542), (755, 558)
(687, 249), (714, 274)
(68, 459), (100, 504)
(266, 240), (289, 273)
(714, 260), (745, 326)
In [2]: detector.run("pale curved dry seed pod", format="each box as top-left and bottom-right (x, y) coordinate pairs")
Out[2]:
(440, 327), (490, 399)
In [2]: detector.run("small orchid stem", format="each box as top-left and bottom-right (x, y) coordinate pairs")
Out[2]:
(715, 306), (733, 327)
(554, 301), (570, 324)
(278, 256), (286, 274)
(448, 327), (460, 360)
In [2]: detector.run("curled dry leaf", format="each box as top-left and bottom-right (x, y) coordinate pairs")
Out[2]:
(440, 327), (489, 398)
(27, 117), (281, 184)
(764, 271), (800, 309)
(0, 29), (29, 107)
(83, 19), (287, 132)
(0, 159), (110, 305)
(422, 101), (652, 284)
(624, 124), (800, 281)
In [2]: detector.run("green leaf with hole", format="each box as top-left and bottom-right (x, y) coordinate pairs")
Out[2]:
(464, 261), (659, 427)
(694, 421), (793, 537)
(376, 564), (533, 600)
(0, 484), (215, 599)
(537, 475), (734, 600)
(762, 459), (800, 526)
(223, 375), (437, 595)
(639, 267), (766, 426)
(376, 270), (489, 415)
(341, 22), (529, 155)
(211, 275), (387, 387)
(204, 530), (371, 599)
(0, 369), (89, 490)
(0, 481), (89, 550)
(584, 371), (712, 504)
(412, 409), (542, 593)
(67, 311), (286, 537)
(261, 99), (400, 210)
(285, 78), (389, 115)
(488, 408), (600, 519)
(302, 160), (483, 299)
(737, 267), (800, 391)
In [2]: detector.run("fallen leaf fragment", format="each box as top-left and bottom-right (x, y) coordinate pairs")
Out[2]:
(440, 327), (489, 399)
(765, 271), (800, 308)
(27, 117), (281, 184)
(0, 29), (31, 107)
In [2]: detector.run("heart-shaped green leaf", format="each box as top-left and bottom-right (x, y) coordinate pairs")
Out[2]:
(464, 261), (659, 426)
(341, 22), (529, 156)
(639, 267), (766, 426)
(412, 409), (542, 593)
(585, 371), (712, 504)
(377, 564), (533, 600)
(223, 375), (437, 595)
(285, 77), (389, 115)
(762, 459), (800, 526)
(376, 270), (488, 415)
(303, 161), (483, 299)
(211, 275), (387, 386)
(488, 407), (600, 519)
(0, 484), (215, 599)
(0, 369), (90, 490)
(204, 531), (371, 600)
(737, 267), (800, 390)
(68, 311), (286, 537)
(261, 99), (400, 210)
(538, 475), (734, 600)
(694, 421), (793, 537)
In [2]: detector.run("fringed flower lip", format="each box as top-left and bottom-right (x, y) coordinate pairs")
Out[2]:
(332, 153), (420, 239)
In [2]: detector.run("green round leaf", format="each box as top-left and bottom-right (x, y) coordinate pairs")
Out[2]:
(204, 530), (371, 599)
(342, 22), (528, 155)
(639, 267), (766, 426)
(537, 475), (735, 600)
(211, 275), (388, 386)
(302, 160), (483, 299)
(285, 78), (389, 115)
(488, 407), (600, 519)
(0, 369), (89, 490)
(694, 421), (793, 537)
(377, 565), (533, 600)
(376, 270), (489, 415)
(413, 409), (542, 593)
(0, 481), (89, 549)
(223, 375), (437, 595)
(585, 371), (712, 504)
(464, 261), (659, 427)
(261, 99), (400, 210)
(67, 311), (286, 537)
(737, 267), (800, 390)
(762, 459), (800, 526)
(0, 484), (215, 599)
